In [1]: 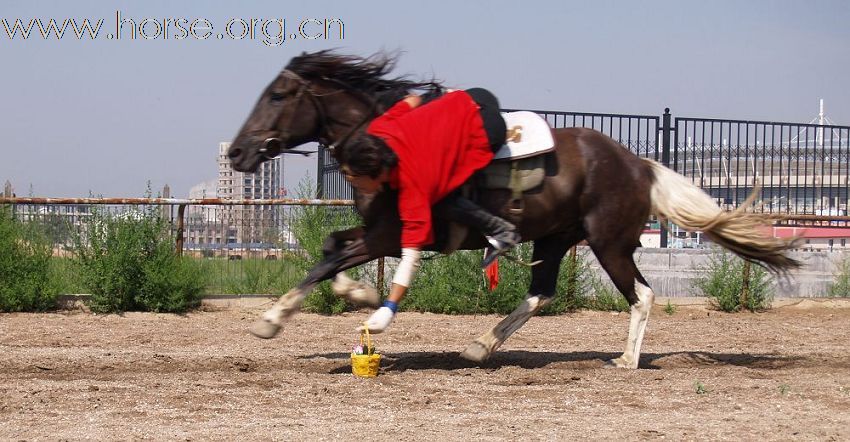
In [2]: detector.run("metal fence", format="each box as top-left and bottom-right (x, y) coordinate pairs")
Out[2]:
(503, 108), (661, 160)
(672, 117), (850, 217)
(318, 147), (352, 200)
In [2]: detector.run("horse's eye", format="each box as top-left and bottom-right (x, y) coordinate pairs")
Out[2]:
(269, 92), (286, 102)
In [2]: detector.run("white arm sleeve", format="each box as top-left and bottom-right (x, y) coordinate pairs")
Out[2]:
(391, 248), (421, 288)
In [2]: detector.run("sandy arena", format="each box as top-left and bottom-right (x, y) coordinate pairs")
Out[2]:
(1, 302), (849, 441)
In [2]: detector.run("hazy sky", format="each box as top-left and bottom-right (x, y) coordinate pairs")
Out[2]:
(2, 0), (848, 197)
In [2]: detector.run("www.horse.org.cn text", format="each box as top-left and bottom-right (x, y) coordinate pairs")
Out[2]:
(1, 11), (345, 47)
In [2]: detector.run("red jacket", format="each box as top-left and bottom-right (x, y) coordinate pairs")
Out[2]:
(367, 91), (493, 248)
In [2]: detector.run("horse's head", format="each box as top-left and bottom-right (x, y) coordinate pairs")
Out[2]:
(228, 50), (443, 173)
(227, 68), (362, 173)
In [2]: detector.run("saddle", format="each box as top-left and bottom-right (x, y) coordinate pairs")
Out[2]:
(441, 111), (555, 254)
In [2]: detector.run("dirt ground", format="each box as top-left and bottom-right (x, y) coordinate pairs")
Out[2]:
(1, 302), (849, 441)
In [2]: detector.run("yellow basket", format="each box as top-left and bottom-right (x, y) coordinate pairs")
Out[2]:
(351, 325), (381, 378)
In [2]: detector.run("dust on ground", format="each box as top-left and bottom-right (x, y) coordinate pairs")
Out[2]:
(1, 304), (849, 441)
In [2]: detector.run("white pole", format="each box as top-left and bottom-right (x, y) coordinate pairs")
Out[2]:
(818, 98), (824, 149)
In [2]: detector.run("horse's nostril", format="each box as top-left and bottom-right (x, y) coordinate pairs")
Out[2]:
(228, 147), (243, 160)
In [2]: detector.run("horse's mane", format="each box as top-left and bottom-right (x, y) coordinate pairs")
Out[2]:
(285, 50), (444, 108)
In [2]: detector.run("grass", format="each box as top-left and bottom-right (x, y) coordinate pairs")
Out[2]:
(201, 256), (305, 295)
(47, 243), (635, 316)
(48, 255), (310, 296)
(47, 257), (86, 294)
(694, 380), (709, 395)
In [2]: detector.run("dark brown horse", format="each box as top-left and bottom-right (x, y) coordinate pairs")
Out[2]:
(228, 51), (799, 368)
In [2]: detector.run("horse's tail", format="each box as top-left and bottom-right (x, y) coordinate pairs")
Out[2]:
(644, 159), (801, 273)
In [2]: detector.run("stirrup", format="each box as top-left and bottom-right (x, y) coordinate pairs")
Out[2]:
(482, 245), (510, 268)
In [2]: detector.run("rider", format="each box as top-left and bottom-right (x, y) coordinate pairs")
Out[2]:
(340, 88), (520, 333)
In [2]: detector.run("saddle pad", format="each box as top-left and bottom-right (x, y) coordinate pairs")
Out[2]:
(478, 154), (546, 191)
(493, 111), (555, 160)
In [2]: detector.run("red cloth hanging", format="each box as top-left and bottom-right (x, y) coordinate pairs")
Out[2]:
(485, 259), (499, 291)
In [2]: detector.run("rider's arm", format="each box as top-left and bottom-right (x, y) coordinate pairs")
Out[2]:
(386, 247), (421, 301)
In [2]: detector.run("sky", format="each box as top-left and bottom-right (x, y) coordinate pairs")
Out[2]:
(1, 0), (849, 198)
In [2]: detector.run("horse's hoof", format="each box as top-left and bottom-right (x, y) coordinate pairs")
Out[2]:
(604, 357), (635, 369)
(249, 318), (280, 339)
(332, 276), (380, 308)
(460, 341), (491, 363)
(349, 286), (380, 309)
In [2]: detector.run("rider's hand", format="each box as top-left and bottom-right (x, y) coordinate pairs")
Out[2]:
(358, 306), (395, 334)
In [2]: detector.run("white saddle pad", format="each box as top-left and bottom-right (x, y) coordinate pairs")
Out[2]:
(492, 111), (555, 160)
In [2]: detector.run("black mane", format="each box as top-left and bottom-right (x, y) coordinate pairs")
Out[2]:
(285, 50), (444, 108)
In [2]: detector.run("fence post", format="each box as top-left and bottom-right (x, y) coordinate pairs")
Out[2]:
(660, 107), (672, 249)
(316, 145), (326, 198)
(175, 204), (186, 257)
(740, 260), (751, 310)
(377, 257), (385, 295)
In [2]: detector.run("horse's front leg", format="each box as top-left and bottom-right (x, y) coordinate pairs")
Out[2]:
(250, 232), (370, 339)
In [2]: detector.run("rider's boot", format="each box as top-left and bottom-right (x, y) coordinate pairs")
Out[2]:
(435, 194), (520, 267)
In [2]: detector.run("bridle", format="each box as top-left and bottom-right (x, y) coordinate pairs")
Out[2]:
(259, 69), (380, 160)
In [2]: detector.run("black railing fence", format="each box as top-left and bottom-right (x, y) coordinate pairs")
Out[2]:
(317, 147), (352, 200)
(503, 109), (661, 161)
(673, 117), (850, 216)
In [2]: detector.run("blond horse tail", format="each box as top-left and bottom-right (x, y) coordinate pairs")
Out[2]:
(645, 159), (800, 273)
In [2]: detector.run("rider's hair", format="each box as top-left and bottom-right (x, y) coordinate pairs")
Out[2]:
(341, 134), (398, 178)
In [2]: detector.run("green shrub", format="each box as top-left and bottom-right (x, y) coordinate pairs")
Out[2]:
(692, 248), (773, 312)
(0, 205), (57, 311)
(73, 206), (204, 313)
(664, 300), (677, 315)
(583, 276), (631, 312)
(827, 256), (850, 298)
(402, 249), (510, 314)
(402, 245), (622, 315)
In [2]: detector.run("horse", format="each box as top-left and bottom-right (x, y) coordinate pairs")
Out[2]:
(227, 51), (800, 369)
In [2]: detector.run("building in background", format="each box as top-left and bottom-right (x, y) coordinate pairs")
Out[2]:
(184, 143), (284, 254)
(217, 142), (282, 245)
(185, 179), (226, 248)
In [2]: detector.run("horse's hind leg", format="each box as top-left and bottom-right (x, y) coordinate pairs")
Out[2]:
(324, 228), (380, 307)
(590, 244), (655, 369)
(331, 272), (380, 308)
(461, 236), (571, 362)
